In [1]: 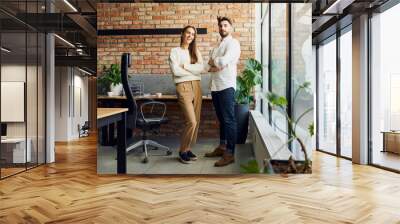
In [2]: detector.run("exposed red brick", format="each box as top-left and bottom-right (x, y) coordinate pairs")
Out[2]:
(97, 3), (255, 75)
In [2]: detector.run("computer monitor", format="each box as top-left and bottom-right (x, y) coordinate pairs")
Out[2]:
(1, 123), (7, 137)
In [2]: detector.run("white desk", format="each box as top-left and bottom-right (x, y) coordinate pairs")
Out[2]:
(1, 138), (31, 163)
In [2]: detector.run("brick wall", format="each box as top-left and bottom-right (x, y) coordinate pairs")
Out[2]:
(97, 3), (255, 139)
(97, 3), (256, 75)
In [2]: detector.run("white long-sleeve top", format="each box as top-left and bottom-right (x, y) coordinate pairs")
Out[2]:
(207, 35), (241, 91)
(169, 47), (204, 84)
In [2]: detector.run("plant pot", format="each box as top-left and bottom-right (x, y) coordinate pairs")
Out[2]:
(235, 103), (249, 144)
(107, 91), (113, 96)
(110, 83), (122, 96)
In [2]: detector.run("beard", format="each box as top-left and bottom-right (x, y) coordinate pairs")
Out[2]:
(219, 31), (228, 38)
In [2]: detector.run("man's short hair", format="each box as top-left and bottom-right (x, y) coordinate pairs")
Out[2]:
(217, 16), (232, 25)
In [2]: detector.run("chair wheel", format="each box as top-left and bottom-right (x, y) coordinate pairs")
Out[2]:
(142, 157), (149, 163)
(166, 151), (172, 156)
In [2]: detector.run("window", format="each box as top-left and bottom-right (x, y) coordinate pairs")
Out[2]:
(370, 3), (400, 171)
(291, 3), (313, 159)
(270, 4), (288, 141)
(258, 3), (313, 155)
(317, 36), (337, 155)
(260, 3), (269, 121)
(339, 28), (352, 158)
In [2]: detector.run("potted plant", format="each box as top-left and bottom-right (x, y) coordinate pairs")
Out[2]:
(240, 81), (314, 174)
(98, 64), (122, 96)
(265, 81), (314, 173)
(235, 58), (262, 144)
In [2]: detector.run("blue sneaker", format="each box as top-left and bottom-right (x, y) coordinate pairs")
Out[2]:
(187, 151), (197, 161)
(179, 151), (192, 164)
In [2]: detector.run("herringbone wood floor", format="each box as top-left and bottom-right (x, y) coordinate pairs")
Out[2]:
(1, 135), (400, 224)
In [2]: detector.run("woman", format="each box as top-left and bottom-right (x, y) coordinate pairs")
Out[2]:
(169, 25), (204, 164)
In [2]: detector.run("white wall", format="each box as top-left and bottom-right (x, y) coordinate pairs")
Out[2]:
(55, 66), (69, 141)
(71, 72), (89, 138)
(1, 65), (36, 137)
(55, 67), (89, 141)
(1, 63), (46, 165)
(1, 65), (26, 140)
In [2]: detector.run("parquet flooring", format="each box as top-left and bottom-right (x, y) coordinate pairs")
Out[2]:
(1, 135), (400, 223)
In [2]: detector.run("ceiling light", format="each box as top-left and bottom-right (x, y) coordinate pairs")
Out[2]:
(78, 67), (93, 76)
(54, 34), (75, 48)
(322, 0), (355, 15)
(63, 0), (78, 12)
(1, 47), (11, 53)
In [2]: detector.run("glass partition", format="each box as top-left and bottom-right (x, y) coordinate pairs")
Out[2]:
(0, 1), (46, 179)
(27, 30), (38, 169)
(0, 12), (28, 177)
(38, 31), (46, 165)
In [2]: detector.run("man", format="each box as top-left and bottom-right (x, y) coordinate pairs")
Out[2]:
(205, 16), (240, 167)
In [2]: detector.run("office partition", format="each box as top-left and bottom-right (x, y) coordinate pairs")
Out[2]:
(0, 1), (47, 179)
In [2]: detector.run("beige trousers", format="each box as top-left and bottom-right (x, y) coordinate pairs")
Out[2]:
(176, 80), (202, 152)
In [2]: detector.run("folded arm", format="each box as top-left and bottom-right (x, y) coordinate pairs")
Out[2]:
(213, 40), (241, 69)
(169, 50), (193, 77)
(183, 50), (205, 75)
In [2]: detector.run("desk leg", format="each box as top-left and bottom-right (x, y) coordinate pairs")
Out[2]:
(382, 133), (386, 152)
(117, 112), (127, 174)
(100, 124), (116, 146)
(101, 126), (107, 145)
(109, 123), (115, 145)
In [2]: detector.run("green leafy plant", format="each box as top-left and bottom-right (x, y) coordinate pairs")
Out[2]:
(265, 81), (314, 173)
(240, 159), (276, 174)
(235, 58), (263, 104)
(240, 160), (260, 173)
(98, 64), (121, 92)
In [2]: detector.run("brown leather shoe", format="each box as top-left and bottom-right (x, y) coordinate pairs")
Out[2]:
(204, 147), (225, 157)
(214, 153), (235, 167)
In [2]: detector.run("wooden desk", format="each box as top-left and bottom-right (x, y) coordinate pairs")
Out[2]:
(98, 108), (128, 119)
(382, 131), (400, 154)
(97, 94), (212, 101)
(97, 108), (128, 174)
(97, 95), (220, 138)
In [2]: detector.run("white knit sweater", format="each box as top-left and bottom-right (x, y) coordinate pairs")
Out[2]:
(169, 47), (204, 84)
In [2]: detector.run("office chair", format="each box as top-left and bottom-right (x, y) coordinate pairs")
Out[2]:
(78, 121), (90, 138)
(121, 53), (171, 163)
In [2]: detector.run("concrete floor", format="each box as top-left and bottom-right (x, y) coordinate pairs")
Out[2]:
(98, 137), (255, 174)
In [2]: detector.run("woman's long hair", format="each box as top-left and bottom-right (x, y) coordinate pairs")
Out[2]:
(180, 25), (198, 64)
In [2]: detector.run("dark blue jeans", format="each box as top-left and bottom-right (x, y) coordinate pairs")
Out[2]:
(211, 87), (237, 155)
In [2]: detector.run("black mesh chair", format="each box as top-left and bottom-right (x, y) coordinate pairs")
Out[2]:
(78, 121), (90, 138)
(121, 53), (171, 163)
